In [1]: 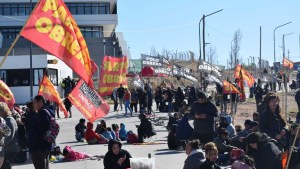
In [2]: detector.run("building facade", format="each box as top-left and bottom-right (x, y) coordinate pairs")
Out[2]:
(0, 0), (129, 103)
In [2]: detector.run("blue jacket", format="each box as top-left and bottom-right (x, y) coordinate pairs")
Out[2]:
(119, 123), (127, 140)
(176, 114), (193, 140)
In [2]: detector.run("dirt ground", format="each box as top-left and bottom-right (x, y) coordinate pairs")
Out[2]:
(225, 93), (299, 127)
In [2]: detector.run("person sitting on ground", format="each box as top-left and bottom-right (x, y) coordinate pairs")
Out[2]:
(111, 124), (120, 141)
(84, 122), (108, 144)
(137, 113), (156, 143)
(167, 112), (179, 132)
(219, 115), (236, 137)
(102, 127), (113, 140)
(167, 124), (179, 150)
(176, 113), (194, 149)
(235, 125), (243, 134)
(119, 123), (127, 141)
(252, 112), (259, 122)
(213, 128), (236, 165)
(95, 120), (106, 135)
(251, 121), (259, 132)
(62, 146), (92, 162)
(199, 142), (221, 169)
(232, 120), (253, 150)
(231, 154), (255, 169)
(103, 139), (132, 169)
(183, 140), (205, 169)
(246, 132), (282, 169)
(75, 118), (87, 142)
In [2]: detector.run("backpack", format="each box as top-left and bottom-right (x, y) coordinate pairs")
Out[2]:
(127, 131), (139, 144)
(43, 109), (60, 144)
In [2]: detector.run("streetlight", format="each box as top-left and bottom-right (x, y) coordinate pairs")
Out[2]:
(103, 39), (106, 56)
(273, 22), (291, 65)
(282, 32), (293, 59)
(112, 41), (116, 57)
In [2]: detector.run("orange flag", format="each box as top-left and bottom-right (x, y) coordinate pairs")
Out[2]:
(283, 58), (294, 69)
(0, 80), (15, 109)
(223, 80), (241, 95)
(282, 151), (288, 169)
(238, 67), (246, 101)
(38, 75), (68, 118)
(20, 0), (94, 87)
(234, 64), (255, 87)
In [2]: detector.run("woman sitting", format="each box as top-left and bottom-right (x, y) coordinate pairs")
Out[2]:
(137, 113), (156, 143)
(84, 122), (108, 144)
(103, 139), (132, 169)
(183, 140), (205, 169)
(199, 142), (221, 169)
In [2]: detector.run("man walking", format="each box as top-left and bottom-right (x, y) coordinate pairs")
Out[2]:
(117, 84), (125, 110)
(28, 95), (52, 169)
(189, 91), (218, 145)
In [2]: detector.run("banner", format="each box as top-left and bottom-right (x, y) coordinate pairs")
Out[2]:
(20, 0), (94, 86)
(38, 75), (68, 118)
(131, 75), (144, 89)
(0, 80), (15, 109)
(141, 54), (171, 68)
(198, 60), (222, 77)
(283, 58), (294, 69)
(234, 64), (255, 87)
(223, 80), (241, 95)
(68, 79), (110, 123)
(237, 68), (246, 101)
(207, 74), (222, 85)
(99, 56), (128, 96)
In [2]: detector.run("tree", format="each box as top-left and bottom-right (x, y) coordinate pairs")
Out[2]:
(206, 46), (217, 64)
(231, 29), (242, 67)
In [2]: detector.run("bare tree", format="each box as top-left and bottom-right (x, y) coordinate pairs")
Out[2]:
(206, 46), (217, 64)
(231, 29), (242, 66)
(150, 46), (158, 56)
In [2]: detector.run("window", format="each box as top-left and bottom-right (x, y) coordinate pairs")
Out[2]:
(11, 4), (18, 15)
(47, 69), (58, 86)
(0, 27), (21, 39)
(3, 5), (10, 15)
(84, 3), (92, 14)
(33, 69), (44, 86)
(69, 4), (76, 14)
(77, 3), (84, 14)
(0, 70), (7, 83)
(6, 69), (30, 86)
(19, 4), (26, 15)
(100, 3), (110, 14)
(80, 26), (103, 38)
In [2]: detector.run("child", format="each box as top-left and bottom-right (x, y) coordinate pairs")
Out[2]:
(75, 118), (86, 142)
(119, 123), (127, 141)
(112, 124), (120, 141)
(62, 146), (101, 162)
(199, 142), (221, 169)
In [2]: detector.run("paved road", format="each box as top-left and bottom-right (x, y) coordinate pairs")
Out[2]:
(13, 105), (188, 169)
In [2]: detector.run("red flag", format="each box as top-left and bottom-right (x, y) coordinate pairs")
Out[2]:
(38, 75), (68, 118)
(20, 0), (94, 86)
(283, 58), (294, 69)
(223, 80), (241, 95)
(234, 64), (255, 87)
(68, 79), (110, 123)
(0, 80), (15, 109)
(238, 67), (246, 101)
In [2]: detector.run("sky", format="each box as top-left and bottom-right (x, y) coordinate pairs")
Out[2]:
(116, 0), (300, 67)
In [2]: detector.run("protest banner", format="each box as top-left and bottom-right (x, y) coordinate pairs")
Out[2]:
(0, 80), (15, 109)
(234, 64), (255, 87)
(99, 56), (128, 96)
(69, 79), (110, 122)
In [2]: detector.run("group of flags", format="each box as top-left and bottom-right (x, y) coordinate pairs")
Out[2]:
(0, 0), (109, 122)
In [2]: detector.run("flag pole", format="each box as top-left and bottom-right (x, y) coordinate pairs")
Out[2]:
(285, 123), (300, 169)
(0, 0), (42, 69)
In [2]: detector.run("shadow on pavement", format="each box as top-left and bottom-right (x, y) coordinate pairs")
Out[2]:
(154, 151), (184, 155)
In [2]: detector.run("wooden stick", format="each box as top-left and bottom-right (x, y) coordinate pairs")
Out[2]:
(286, 123), (300, 169)
(0, 0), (42, 69)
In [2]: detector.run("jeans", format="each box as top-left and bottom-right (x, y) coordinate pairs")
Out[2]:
(119, 98), (124, 109)
(231, 100), (237, 114)
(220, 100), (227, 113)
(124, 100), (133, 115)
(31, 149), (50, 169)
(113, 99), (118, 111)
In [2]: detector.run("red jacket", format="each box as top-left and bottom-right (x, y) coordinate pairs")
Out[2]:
(124, 91), (131, 101)
(84, 122), (101, 141)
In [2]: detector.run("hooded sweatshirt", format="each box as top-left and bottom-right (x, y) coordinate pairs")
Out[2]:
(63, 146), (91, 161)
(183, 149), (205, 169)
(119, 123), (127, 140)
(224, 115), (236, 137)
(103, 139), (132, 169)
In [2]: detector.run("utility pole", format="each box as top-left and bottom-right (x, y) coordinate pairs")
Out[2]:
(202, 15), (205, 62)
(259, 26), (262, 78)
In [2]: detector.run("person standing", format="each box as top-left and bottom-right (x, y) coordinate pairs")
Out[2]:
(112, 87), (118, 111)
(130, 89), (138, 113)
(189, 92), (218, 145)
(0, 102), (19, 169)
(28, 95), (52, 169)
(230, 79), (239, 114)
(254, 81), (264, 112)
(145, 86), (153, 115)
(64, 98), (72, 118)
(123, 89), (133, 116)
(117, 84), (125, 110)
(154, 87), (163, 111)
(277, 73), (282, 91)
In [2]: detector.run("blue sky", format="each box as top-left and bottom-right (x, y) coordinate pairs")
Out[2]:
(117, 0), (300, 67)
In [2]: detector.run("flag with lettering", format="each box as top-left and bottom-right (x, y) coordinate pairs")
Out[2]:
(234, 64), (255, 87)
(38, 75), (68, 118)
(68, 79), (110, 122)
(0, 80), (15, 109)
(20, 0), (94, 86)
(283, 58), (294, 69)
(223, 80), (241, 95)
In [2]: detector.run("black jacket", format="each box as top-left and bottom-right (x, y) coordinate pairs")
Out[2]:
(103, 140), (132, 169)
(28, 107), (51, 152)
(248, 139), (282, 169)
(189, 101), (218, 134)
(259, 110), (286, 139)
(199, 159), (221, 169)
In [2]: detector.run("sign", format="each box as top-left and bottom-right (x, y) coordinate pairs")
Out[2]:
(131, 75), (144, 89)
(0, 80), (15, 109)
(207, 74), (222, 85)
(99, 56), (128, 96)
(198, 60), (222, 77)
(68, 79), (110, 123)
(20, 0), (94, 86)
